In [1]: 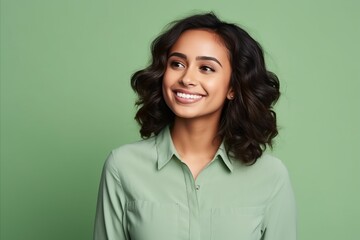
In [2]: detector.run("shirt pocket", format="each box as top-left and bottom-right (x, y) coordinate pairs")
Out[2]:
(126, 200), (179, 240)
(211, 206), (265, 240)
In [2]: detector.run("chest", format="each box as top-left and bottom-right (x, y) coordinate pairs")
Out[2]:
(124, 200), (265, 240)
(120, 159), (270, 240)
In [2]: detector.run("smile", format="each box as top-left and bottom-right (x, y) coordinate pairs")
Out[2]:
(176, 92), (203, 99)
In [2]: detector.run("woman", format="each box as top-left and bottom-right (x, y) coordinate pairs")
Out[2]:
(94, 12), (296, 240)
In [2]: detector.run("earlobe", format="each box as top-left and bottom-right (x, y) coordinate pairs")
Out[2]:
(227, 89), (235, 100)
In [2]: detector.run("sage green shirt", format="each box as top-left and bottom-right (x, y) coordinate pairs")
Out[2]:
(94, 126), (296, 240)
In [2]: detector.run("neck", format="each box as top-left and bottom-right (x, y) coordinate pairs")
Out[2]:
(170, 117), (221, 159)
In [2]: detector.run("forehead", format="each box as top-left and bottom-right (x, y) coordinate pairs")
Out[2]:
(169, 29), (229, 58)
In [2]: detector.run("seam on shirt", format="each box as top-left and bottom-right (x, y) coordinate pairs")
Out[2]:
(263, 170), (289, 229)
(107, 150), (129, 240)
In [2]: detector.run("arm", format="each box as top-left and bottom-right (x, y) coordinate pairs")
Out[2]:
(263, 170), (297, 240)
(93, 151), (127, 240)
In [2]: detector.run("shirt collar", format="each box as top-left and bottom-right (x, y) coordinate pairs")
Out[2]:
(155, 126), (234, 172)
(216, 141), (234, 172)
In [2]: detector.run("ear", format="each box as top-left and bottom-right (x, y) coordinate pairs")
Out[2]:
(226, 87), (235, 100)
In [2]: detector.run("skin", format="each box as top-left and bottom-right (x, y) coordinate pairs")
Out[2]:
(162, 29), (234, 179)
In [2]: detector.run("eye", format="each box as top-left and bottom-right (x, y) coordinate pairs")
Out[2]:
(200, 65), (215, 73)
(169, 61), (185, 69)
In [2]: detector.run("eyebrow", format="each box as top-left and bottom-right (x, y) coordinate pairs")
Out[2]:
(168, 52), (223, 67)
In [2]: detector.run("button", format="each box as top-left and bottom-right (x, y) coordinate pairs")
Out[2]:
(195, 185), (200, 190)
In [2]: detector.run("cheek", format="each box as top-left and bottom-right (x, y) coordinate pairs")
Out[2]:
(162, 69), (171, 88)
(207, 78), (229, 93)
(162, 74), (171, 94)
(162, 85), (175, 113)
(162, 69), (178, 94)
(163, 67), (176, 83)
(161, 76), (172, 105)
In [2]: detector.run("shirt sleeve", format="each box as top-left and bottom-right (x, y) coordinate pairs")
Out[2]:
(263, 169), (297, 240)
(93, 151), (127, 240)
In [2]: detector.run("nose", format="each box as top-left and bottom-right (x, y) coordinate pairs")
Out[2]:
(180, 68), (197, 87)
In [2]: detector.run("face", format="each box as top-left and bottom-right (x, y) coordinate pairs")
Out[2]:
(162, 29), (233, 122)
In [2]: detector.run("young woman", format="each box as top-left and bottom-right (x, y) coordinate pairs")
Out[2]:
(94, 12), (296, 240)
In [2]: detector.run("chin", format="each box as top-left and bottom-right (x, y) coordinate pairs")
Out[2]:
(173, 112), (199, 119)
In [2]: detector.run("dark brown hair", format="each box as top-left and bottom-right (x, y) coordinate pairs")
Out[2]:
(131, 12), (280, 164)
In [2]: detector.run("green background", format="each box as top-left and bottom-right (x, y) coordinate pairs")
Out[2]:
(1, 0), (359, 239)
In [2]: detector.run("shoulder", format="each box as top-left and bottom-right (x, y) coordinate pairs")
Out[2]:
(234, 154), (292, 195)
(253, 154), (290, 178)
(105, 136), (157, 170)
(112, 136), (157, 158)
(258, 154), (291, 187)
(253, 154), (293, 199)
(234, 153), (289, 176)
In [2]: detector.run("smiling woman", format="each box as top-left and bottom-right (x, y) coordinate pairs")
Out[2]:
(162, 29), (233, 124)
(94, 12), (296, 240)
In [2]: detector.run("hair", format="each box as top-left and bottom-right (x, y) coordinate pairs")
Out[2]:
(131, 12), (280, 165)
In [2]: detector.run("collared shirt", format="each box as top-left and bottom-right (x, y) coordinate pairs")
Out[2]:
(93, 126), (296, 240)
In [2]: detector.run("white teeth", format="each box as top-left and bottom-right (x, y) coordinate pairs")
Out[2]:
(176, 92), (202, 99)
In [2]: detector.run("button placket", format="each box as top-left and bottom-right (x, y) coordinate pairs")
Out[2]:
(181, 163), (201, 239)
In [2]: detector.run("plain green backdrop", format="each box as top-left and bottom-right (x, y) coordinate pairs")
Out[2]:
(1, 0), (359, 239)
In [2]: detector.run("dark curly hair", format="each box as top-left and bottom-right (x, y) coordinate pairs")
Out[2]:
(131, 12), (280, 165)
